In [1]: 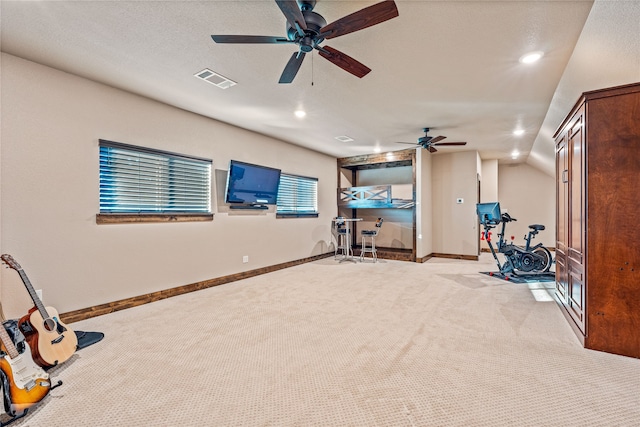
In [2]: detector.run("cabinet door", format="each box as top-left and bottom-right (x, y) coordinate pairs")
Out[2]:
(555, 135), (569, 303)
(568, 263), (586, 333)
(567, 107), (586, 332)
(568, 109), (585, 264)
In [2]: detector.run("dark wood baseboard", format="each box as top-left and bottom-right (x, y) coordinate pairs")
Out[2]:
(481, 247), (556, 253)
(60, 252), (333, 324)
(352, 246), (414, 262)
(61, 249), (486, 324)
(416, 254), (434, 263)
(431, 253), (479, 261)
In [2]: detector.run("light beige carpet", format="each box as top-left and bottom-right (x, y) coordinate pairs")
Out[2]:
(6, 255), (640, 426)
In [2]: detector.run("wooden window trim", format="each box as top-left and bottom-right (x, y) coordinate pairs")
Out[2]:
(96, 213), (213, 224)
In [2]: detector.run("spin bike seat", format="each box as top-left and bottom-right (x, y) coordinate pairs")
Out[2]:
(529, 224), (545, 231)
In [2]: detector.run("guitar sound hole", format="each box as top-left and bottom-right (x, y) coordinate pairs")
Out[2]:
(43, 318), (57, 332)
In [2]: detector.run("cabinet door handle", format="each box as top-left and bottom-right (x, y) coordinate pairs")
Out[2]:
(562, 170), (568, 183)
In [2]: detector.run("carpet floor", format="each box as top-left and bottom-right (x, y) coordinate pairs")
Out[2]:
(5, 255), (639, 426)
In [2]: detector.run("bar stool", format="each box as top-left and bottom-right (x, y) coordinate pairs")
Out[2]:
(360, 218), (383, 262)
(332, 217), (351, 259)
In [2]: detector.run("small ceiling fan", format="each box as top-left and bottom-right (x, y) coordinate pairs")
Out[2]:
(396, 128), (468, 153)
(211, 0), (399, 83)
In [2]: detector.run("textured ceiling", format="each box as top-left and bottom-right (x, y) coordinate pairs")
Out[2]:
(1, 0), (597, 168)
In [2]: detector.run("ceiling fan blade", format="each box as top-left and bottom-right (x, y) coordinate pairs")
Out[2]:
(319, 0), (399, 39)
(211, 35), (292, 44)
(428, 146), (438, 153)
(433, 142), (467, 146)
(317, 46), (371, 78)
(275, 0), (307, 36)
(395, 142), (419, 145)
(279, 51), (306, 84)
(429, 135), (446, 144)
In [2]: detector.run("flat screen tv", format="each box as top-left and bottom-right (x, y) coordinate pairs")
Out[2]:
(476, 202), (502, 225)
(225, 160), (281, 206)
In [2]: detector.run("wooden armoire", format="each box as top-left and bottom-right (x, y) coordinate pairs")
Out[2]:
(554, 82), (640, 359)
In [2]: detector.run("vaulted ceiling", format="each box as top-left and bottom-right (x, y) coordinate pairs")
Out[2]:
(2, 1), (638, 175)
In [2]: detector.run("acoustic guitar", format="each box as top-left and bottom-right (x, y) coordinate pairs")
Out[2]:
(0, 323), (50, 417)
(1, 254), (78, 368)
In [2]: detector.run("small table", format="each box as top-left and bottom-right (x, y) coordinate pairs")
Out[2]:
(336, 217), (362, 262)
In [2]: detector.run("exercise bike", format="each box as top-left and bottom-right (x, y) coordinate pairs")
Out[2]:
(477, 202), (553, 276)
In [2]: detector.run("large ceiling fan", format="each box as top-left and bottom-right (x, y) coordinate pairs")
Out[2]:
(396, 128), (468, 153)
(211, 0), (399, 84)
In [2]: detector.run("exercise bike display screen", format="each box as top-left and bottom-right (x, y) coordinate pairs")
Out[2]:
(477, 202), (502, 225)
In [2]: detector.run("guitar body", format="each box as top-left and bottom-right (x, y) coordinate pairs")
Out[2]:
(19, 306), (78, 368)
(0, 345), (50, 417)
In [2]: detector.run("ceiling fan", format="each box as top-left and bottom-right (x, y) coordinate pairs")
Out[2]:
(211, 0), (399, 84)
(396, 128), (468, 153)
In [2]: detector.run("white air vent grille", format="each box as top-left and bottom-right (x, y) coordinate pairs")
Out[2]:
(194, 69), (237, 89)
(335, 135), (354, 142)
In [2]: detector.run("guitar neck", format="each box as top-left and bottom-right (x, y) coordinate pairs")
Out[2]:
(16, 269), (49, 319)
(0, 325), (19, 359)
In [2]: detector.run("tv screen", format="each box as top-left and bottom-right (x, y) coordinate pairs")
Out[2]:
(476, 202), (502, 225)
(225, 160), (281, 205)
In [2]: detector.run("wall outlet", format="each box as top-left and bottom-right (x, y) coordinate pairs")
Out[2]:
(36, 289), (43, 301)
(242, 256), (249, 263)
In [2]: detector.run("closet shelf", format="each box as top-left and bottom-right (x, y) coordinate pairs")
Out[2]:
(338, 185), (414, 209)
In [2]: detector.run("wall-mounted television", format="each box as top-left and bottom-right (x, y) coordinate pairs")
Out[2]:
(476, 202), (502, 225)
(225, 160), (281, 207)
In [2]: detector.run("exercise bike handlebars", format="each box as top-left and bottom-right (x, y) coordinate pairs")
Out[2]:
(501, 212), (516, 222)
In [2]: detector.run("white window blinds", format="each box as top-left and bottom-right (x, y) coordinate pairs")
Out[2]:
(99, 140), (211, 214)
(276, 173), (318, 216)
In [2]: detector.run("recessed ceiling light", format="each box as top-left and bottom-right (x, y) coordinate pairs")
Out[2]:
(519, 51), (544, 64)
(513, 129), (525, 136)
(511, 150), (520, 159)
(294, 110), (306, 118)
(335, 135), (354, 142)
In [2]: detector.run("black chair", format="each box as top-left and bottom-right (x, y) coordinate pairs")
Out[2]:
(360, 218), (384, 262)
(331, 217), (352, 259)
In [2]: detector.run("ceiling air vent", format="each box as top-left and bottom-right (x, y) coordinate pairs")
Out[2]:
(335, 136), (354, 142)
(194, 69), (237, 89)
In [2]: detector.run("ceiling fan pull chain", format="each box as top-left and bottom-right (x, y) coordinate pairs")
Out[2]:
(311, 53), (314, 86)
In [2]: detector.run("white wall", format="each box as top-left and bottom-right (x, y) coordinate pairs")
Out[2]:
(0, 54), (336, 316)
(481, 160), (499, 203)
(480, 159), (499, 251)
(416, 149), (432, 258)
(497, 163), (555, 249)
(431, 151), (480, 256)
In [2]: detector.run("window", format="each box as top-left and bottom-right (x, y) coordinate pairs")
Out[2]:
(276, 173), (318, 218)
(97, 139), (212, 223)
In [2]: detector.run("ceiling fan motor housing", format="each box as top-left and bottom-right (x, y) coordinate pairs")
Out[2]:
(286, 10), (327, 49)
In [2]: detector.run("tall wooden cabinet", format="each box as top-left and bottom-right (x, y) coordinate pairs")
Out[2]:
(554, 82), (640, 359)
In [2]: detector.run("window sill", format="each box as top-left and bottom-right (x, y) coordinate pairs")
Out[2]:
(96, 213), (214, 224)
(276, 213), (319, 219)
